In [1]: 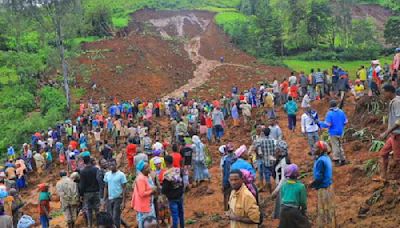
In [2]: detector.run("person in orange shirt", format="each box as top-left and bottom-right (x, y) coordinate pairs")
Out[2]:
(289, 84), (299, 100)
(170, 144), (183, 168)
(126, 140), (137, 171)
(280, 78), (289, 103)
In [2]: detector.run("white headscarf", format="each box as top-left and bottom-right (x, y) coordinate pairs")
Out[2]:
(192, 135), (201, 145)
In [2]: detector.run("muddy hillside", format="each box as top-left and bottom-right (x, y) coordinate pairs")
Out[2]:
(76, 10), (289, 101)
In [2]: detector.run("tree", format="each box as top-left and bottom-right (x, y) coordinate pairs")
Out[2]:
(288, 0), (306, 48)
(384, 16), (400, 47)
(27, 0), (83, 111)
(351, 18), (376, 46)
(306, 0), (331, 46)
(240, 0), (258, 15)
(330, 0), (353, 48)
(254, 0), (283, 56)
(84, 0), (113, 36)
(255, 0), (273, 57)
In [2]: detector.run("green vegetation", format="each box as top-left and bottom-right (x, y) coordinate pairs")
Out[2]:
(284, 56), (392, 78)
(213, 0), (399, 63)
(0, 85), (66, 153)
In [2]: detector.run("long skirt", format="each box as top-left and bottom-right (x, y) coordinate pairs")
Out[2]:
(273, 191), (281, 219)
(193, 160), (209, 181)
(317, 187), (336, 228)
(157, 195), (170, 222)
(279, 205), (311, 228)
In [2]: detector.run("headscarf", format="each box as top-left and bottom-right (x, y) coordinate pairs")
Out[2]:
(284, 164), (299, 179)
(136, 160), (146, 172)
(17, 215), (36, 228)
(226, 142), (234, 152)
(240, 169), (256, 197)
(153, 157), (162, 165)
(218, 145), (226, 154)
(38, 183), (48, 192)
(70, 172), (80, 181)
(192, 135), (201, 145)
(276, 140), (288, 156)
(315, 141), (330, 154)
(153, 149), (162, 157)
(234, 145), (247, 158)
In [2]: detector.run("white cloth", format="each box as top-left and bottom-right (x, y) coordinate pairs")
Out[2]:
(301, 94), (311, 108)
(288, 76), (297, 86)
(301, 113), (319, 133)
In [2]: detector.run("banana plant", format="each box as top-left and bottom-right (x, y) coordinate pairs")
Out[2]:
(369, 140), (385, 152)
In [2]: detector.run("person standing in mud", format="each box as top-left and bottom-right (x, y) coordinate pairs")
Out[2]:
(212, 107), (225, 143)
(253, 128), (275, 193)
(103, 159), (127, 228)
(310, 141), (336, 228)
(79, 156), (100, 228)
(227, 169), (260, 228)
(377, 84), (400, 181)
(301, 106), (320, 156)
(284, 96), (298, 132)
(320, 100), (348, 167)
(56, 170), (80, 228)
(279, 164), (310, 228)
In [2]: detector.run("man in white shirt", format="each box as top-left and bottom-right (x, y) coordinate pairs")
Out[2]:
(301, 107), (320, 156)
(301, 92), (311, 108)
(288, 72), (298, 86)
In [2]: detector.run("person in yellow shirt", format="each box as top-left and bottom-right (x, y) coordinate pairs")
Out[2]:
(228, 170), (260, 228)
(357, 66), (367, 87)
(354, 79), (365, 100)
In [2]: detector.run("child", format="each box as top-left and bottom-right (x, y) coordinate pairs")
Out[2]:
(38, 183), (51, 228)
(354, 79), (365, 100)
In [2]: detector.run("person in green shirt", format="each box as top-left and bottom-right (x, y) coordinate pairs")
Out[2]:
(279, 164), (310, 228)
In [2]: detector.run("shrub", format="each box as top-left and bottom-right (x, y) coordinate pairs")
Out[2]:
(85, 2), (113, 36)
(39, 86), (67, 115)
(0, 85), (35, 112)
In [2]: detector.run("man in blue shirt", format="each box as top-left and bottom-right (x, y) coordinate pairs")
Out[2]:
(320, 100), (348, 166)
(310, 141), (336, 227)
(103, 159), (127, 228)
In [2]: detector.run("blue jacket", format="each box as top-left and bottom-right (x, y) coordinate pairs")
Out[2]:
(231, 158), (256, 176)
(321, 108), (347, 136)
(284, 100), (298, 115)
(222, 154), (236, 188)
(312, 154), (333, 189)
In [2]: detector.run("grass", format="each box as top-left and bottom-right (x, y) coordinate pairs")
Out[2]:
(112, 16), (130, 29)
(284, 56), (393, 79)
(215, 12), (253, 35)
(105, 0), (241, 28)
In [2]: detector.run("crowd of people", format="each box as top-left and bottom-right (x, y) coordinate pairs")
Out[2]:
(0, 50), (399, 228)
